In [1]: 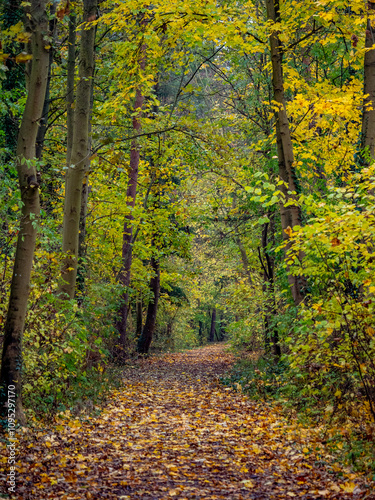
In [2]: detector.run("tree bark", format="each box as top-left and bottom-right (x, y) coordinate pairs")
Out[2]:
(198, 320), (203, 343)
(60, 0), (97, 299)
(66, 10), (77, 168)
(0, 0), (50, 425)
(259, 221), (280, 357)
(266, 0), (306, 305)
(136, 299), (143, 338)
(236, 235), (253, 286)
(360, 1), (375, 164)
(35, 2), (57, 160)
(137, 258), (160, 354)
(116, 52), (146, 352)
(209, 308), (216, 342)
(77, 66), (96, 299)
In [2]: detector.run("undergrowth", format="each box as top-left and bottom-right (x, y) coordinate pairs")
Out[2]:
(23, 362), (124, 422)
(221, 351), (375, 478)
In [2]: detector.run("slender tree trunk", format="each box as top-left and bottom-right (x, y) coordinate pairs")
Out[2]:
(60, 0), (97, 299)
(219, 312), (226, 340)
(137, 258), (160, 354)
(266, 0), (306, 305)
(209, 308), (216, 342)
(236, 235), (253, 286)
(76, 160), (90, 301)
(360, 1), (375, 164)
(66, 10), (76, 168)
(166, 322), (172, 339)
(136, 299), (143, 338)
(77, 70), (96, 299)
(35, 2), (57, 160)
(116, 53), (146, 352)
(0, 0), (50, 425)
(198, 320), (203, 343)
(259, 222), (280, 357)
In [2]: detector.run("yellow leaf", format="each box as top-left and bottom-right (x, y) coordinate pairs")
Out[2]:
(15, 52), (33, 63)
(241, 480), (254, 488)
(285, 226), (293, 237)
(340, 482), (356, 493)
(16, 32), (31, 43)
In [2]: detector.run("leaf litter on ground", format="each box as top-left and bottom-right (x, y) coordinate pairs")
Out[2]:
(1, 344), (374, 499)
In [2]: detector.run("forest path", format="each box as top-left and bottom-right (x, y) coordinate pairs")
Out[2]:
(10, 344), (374, 499)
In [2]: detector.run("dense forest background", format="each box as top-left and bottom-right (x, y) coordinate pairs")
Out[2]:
(1, 0), (375, 472)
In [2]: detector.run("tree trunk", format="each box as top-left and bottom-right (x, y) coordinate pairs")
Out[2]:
(209, 308), (216, 342)
(116, 55), (146, 353)
(198, 320), (203, 343)
(60, 0), (97, 299)
(259, 221), (280, 357)
(219, 312), (226, 340)
(136, 299), (143, 338)
(137, 258), (160, 354)
(35, 2), (57, 160)
(77, 68), (96, 300)
(360, 1), (375, 164)
(236, 235), (253, 286)
(265, 0), (306, 305)
(66, 10), (76, 167)
(0, 0), (50, 425)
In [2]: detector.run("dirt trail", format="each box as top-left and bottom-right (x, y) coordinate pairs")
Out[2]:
(2, 344), (374, 499)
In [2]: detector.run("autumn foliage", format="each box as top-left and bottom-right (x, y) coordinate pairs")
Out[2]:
(1, 0), (375, 493)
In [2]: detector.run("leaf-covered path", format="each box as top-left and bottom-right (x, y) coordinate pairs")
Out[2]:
(4, 345), (375, 499)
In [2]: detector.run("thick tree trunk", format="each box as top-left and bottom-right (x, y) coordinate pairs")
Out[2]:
(0, 0), (50, 425)
(60, 0), (97, 299)
(137, 258), (160, 354)
(116, 60), (146, 352)
(360, 1), (375, 164)
(209, 308), (216, 342)
(266, 0), (306, 305)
